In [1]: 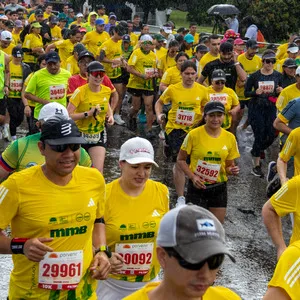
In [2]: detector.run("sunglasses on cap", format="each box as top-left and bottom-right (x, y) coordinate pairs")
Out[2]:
(90, 71), (105, 78)
(215, 80), (225, 85)
(46, 143), (81, 152)
(165, 248), (225, 270)
(263, 59), (276, 64)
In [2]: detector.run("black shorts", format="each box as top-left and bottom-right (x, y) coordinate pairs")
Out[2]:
(166, 129), (187, 162)
(0, 97), (7, 116)
(127, 88), (155, 97)
(81, 130), (107, 151)
(186, 180), (228, 208)
(239, 100), (249, 109)
(110, 77), (123, 84)
(120, 69), (130, 85)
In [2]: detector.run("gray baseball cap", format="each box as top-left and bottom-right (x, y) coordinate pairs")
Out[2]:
(157, 204), (235, 264)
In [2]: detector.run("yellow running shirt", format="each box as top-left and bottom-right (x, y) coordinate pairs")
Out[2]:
(9, 61), (23, 98)
(199, 52), (220, 72)
(160, 65), (181, 86)
(181, 125), (240, 184)
(0, 165), (105, 300)
(123, 282), (241, 300)
(268, 240), (300, 299)
(65, 55), (80, 75)
(24, 72), (35, 107)
(207, 85), (239, 129)
(157, 53), (176, 73)
(270, 175), (300, 245)
(69, 83), (111, 134)
(160, 82), (208, 134)
(104, 179), (169, 282)
(154, 47), (167, 60)
(236, 53), (262, 101)
(276, 43), (288, 60)
(276, 83), (300, 112)
(127, 48), (157, 91)
(23, 33), (43, 64)
(54, 39), (76, 68)
(25, 67), (71, 119)
(82, 30), (110, 57)
(0, 42), (15, 57)
(50, 25), (62, 42)
(130, 32), (139, 47)
(99, 38), (123, 78)
(279, 127), (300, 176)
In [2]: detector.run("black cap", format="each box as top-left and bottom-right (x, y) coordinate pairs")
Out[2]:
(40, 116), (87, 145)
(96, 4), (105, 9)
(246, 39), (258, 49)
(87, 61), (105, 72)
(266, 43), (277, 51)
(283, 58), (297, 68)
(5, 20), (14, 28)
(73, 43), (86, 54)
(177, 27), (189, 34)
(122, 34), (130, 42)
(220, 42), (233, 53)
(78, 50), (95, 61)
(35, 8), (43, 16)
(12, 46), (23, 58)
(50, 16), (58, 24)
(211, 69), (226, 81)
(204, 101), (225, 115)
(45, 51), (60, 63)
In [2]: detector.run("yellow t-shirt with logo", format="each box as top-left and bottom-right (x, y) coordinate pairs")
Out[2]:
(104, 179), (169, 282)
(236, 53), (262, 101)
(99, 38), (123, 79)
(160, 65), (181, 86)
(279, 127), (300, 176)
(160, 82), (208, 134)
(23, 33), (44, 64)
(25, 67), (71, 119)
(270, 175), (300, 245)
(130, 32), (139, 47)
(276, 83), (300, 112)
(199, 52), (220, 72)
(54, 39), (75, 68)
(155, 47), (167, 60)
(82, 30), (110, 57)
(9, 61), (23, 98)
(127, 48), (157, 91)
(50, 25), (62, 42)
(276, 43), (288, 60)
(12, 31), (21, 46)
(207, 85), (239, 129)
(65, 55), (79, 75)
(0, 165), (105, 300)
(268, 240), (300, 299)
(69, 83), (111, 134)
(124, 282), (241, 300)
(181, 125), (240, 184)
(157, 53), (176, 73)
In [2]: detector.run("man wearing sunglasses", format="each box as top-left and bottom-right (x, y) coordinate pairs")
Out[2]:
(0, 116), (111, 299)
(124, 204), (240, 299)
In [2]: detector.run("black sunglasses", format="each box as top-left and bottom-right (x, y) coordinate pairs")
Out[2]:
(165, 248), (225, 270)
(215, 80), (225, 85)
(263, 59), (276, 64)
(46, 143), (81, 152)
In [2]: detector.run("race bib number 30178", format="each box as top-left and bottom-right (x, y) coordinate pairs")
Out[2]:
(38, 250), (83, 290)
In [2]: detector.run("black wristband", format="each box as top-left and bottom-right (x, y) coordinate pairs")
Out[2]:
(94, 217), (105, 224)
(10, 238), (29, 254)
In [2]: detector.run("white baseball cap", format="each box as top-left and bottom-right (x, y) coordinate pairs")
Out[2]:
(1, 30), (12, 41)
(140, 34), (153, 42)
(119, 137), (158, 167)
(162, 26), (172, 34)
(38, 102), (69, 121)
(76, 13), (84, 18)
(296, 66), (300, 76)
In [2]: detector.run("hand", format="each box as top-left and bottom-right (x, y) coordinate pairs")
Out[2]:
(89, 107), (100, 118)
(109, 252), (124, 274)
(24, 105), (31, 117)
(157, 113), (166, 125)
(23, 237), (53, 262)
(227, 165), (239, 175)
(191, 174), (206, 189)
(43, 33), (50, 40)
(3, 86), (9, 96)
(256, 88), (263, 95)
(106, 115), (114, 126)
(276, 86), (283, 93)
(90, 251), (111, 280)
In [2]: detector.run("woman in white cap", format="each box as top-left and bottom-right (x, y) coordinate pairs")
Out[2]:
(67, 61), (114, 173)
(96, 137), (169, 299)
(177, 101), (240, 223)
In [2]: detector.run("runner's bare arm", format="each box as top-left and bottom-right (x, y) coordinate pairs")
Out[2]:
(154, 98), (166, 124)
(109, 90), (119, 112)
(0, 165), (9, 181)
(126, 65), (150, 80)
(45, 43), (56, 53)
(159, 82), (168, 92)
(276, 157), (288, 185)
(225, 160), (239, 175)
(197, 74), (207, 86)
(67, 102), (98, 121)
(0, 233), (12, 254)
(24, 92), (50, 106)
(262, 200), (287, 259)
(263, 286), (291, 300)
(273, 118), (292, 135)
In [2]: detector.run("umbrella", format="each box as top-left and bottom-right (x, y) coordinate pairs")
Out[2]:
(207, 4), (240, 16)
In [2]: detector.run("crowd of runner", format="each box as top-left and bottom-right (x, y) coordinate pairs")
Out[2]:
(0, 0), (299, 298)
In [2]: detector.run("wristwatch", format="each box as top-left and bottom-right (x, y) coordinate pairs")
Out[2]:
(84, 112), (89, 118)
(95, 245), (112, 258)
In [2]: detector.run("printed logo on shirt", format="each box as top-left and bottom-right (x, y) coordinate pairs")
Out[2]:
(222, 145), (228, 150)
(151, 210), (160, 217)
(284, 257), (300, 287)
(88, 198), (95, 207)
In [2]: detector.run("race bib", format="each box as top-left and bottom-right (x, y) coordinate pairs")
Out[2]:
(258, 81), (274, 93)
(10, 78), (22, 91)
(82, 132), (101, 144)
(209, 93), (228, 105)
(144, 68), (154, 77)
(115, 243), (154, 276)
(175, 109), (195, 126)
(50, 85), (66, 100)
(195, 160), (221, 183)
(38, 250), (83, 290)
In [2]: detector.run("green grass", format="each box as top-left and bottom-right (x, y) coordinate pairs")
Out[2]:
(170, 10), (213, 34)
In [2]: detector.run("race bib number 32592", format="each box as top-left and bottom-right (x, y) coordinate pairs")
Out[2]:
(38, 250), (83, 290)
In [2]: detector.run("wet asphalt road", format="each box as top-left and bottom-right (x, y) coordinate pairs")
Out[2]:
(0, 112), (292, 300)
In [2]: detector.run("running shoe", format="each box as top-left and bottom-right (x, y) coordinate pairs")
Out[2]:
(152, 120), (160, 128)
(176, 196), (186, 207)
(251, 165), (264, 178)
(267, 161), (277, 183)
(158, 130), (165, 140)
(266, 173), (281, 198)
(2, 123), (11, 142)
(113, 114), (125, 126)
